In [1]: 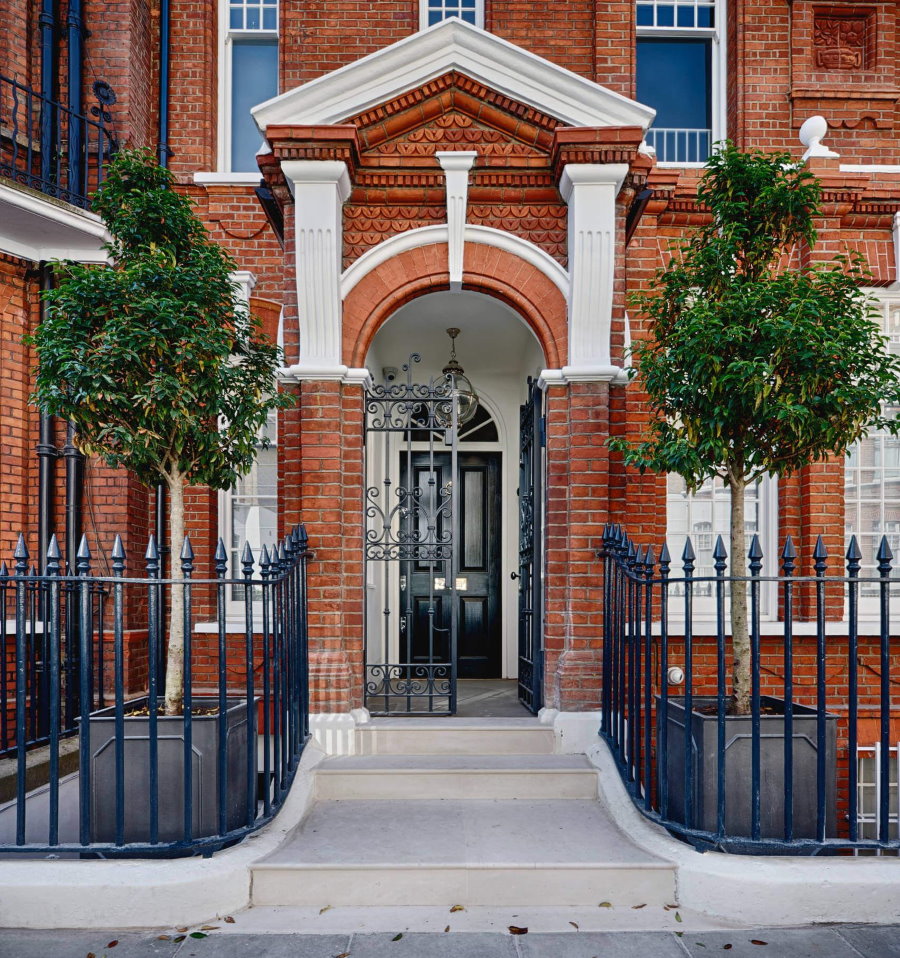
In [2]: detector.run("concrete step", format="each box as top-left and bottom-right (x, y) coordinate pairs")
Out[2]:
(252, 799), (676, 908)
(316, 754), (598, 800)
(355, 720), (556, 756)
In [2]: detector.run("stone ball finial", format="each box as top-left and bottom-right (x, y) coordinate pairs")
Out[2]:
(799, 115), (840, 161)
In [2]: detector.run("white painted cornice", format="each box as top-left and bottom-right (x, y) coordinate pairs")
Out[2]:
(252, 18), (654, 131)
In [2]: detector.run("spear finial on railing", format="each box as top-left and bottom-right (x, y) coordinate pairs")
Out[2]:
(781, 535), (796, 576)
(214, 538), (228, 578)
(748, 534), (763, 577)
(111, 535), (125, 577)
(813, 535), (828, 577)
(181, 536), (194, 576)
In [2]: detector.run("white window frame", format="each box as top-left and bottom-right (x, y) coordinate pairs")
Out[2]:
(665, 472), (779, 619)
(636, 0), (727, 167)
(845, 289), (900, 615)
(419, 0), (484, 30)
(217, 0), (279, 175)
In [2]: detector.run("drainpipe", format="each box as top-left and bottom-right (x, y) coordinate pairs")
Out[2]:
(39, 0), (58, 187)
(63, 422), (84, 576)
(66, 0), (84, 195)
(37, 265), (58, 572)
(158, 0), (171, 168)
(155, 0), (172, 674)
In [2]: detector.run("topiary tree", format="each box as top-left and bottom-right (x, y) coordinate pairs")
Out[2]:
(30, 148), (292, 715)
(612, 143), (900, 715)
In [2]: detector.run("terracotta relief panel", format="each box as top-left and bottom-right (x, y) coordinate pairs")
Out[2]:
(813, 12), (871, 71)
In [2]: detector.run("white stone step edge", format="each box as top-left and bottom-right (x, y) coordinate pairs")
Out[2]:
(588, 740), (900, 926)
(315, 766), (600, 800)
(310, 709), (602, 757)
(250, 860), (676, 908)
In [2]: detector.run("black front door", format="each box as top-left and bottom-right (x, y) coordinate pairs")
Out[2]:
(402, 452), (502, 679)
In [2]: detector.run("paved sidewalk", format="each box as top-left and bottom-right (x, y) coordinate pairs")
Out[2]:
(2, 926), (899, 958)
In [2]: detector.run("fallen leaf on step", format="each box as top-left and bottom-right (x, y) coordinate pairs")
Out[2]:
(319, 905), (333, 915)
(676, 932), (684, 938)
(450, 905), (465, 913)
(508, 926), (528, 935)
(156, 936), (171, 941)
(86, 953), (95, 958)
(696, 944), (706, 949)
(334, 953), (350, 957)
(172, 936), (186, 943)
(176, 927), (188, 933)
(189, 932), (207, 939)
(444, 926), (450, 933)
(224, 916), (236, 924)
(569, 922), (579, 930)
(598, 901), (613, 908)
(675, 912), (683, 922)
(751, 941), (768, 947)
(631, 904), (647, 910)
(723, 946), (733, 951)
(392, 933), (403, 941)
(200, 925), (219, 930)
(106, 943), (118, 950)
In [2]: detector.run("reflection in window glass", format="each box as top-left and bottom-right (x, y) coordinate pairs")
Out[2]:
(230, 38), (278, 172)
(228, 414), (279, 601)
(667, 474), (761, 602)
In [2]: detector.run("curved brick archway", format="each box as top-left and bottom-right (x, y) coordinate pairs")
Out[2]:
(343, 241), (567, 368)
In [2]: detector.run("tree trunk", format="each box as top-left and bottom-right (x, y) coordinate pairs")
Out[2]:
(163, 468), (185, 715)
(730, 477), (751, 715)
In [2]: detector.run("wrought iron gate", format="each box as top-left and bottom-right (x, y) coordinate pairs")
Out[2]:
(364, 355), (459, 715)
(516, 378), (544, 712)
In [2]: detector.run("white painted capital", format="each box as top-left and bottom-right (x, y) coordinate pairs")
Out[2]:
(437, 151), (477, 291)
(560, 162), (629, 378)
(282, 160), (351, 374)
(230, 270), (257, 304)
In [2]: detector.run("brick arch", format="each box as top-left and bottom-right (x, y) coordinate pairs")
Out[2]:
(343, 241), (566, 368)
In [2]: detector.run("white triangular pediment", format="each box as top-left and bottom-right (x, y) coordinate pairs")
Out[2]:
(252, 17), (654, 132)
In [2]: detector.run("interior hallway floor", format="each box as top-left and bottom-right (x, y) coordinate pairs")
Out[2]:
(455, 680), (533, 718)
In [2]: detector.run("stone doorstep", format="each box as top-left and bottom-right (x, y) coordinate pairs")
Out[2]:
(0, 737), (80, 804)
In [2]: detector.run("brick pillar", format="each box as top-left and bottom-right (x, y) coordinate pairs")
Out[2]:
(281, 378), (364, 713)
(543, 380), (611, 711)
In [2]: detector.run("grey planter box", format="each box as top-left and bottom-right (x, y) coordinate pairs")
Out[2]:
(657, 695), (837, 840)
(86, 697), (255, 844)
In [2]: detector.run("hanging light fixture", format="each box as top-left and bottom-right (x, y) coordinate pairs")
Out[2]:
(438, 327), (479, 426)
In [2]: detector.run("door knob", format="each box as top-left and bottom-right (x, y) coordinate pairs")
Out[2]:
(510, 571), (519, 580)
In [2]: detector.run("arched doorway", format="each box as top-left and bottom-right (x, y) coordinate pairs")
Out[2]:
(362, 290), (546, 715)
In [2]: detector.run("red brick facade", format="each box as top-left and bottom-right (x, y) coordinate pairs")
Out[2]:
(3, 1), (900, 726)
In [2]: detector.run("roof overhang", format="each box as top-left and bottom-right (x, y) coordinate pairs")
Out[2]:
(252, 17), (655, 132)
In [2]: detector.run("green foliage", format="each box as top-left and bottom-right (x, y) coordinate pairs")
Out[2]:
(29, 148), (291, 491)
(612, 143), (900, 490)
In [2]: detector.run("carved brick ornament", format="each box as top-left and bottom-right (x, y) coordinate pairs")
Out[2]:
(814, 15), (867, 70)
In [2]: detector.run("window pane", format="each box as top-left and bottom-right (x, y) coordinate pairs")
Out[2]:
(656, 3), (674, 27)
(231, 38), (278, 172)
(637, 38), (711, 130)
(637, 37), (712, 162)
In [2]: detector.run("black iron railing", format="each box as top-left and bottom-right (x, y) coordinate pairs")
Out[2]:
(0, 526), (310, 857)
(0, 73), (117, 209)
(600, 524), (900, 855)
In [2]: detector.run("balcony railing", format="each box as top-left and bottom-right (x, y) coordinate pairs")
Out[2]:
(0, 526), (311, 857)
(600, 524), (900, 855)
(0, 73), (118, 210)
(645, 127), (712, 164)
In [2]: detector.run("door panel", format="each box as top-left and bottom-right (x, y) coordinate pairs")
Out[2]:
(402, 452), (501, 679)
